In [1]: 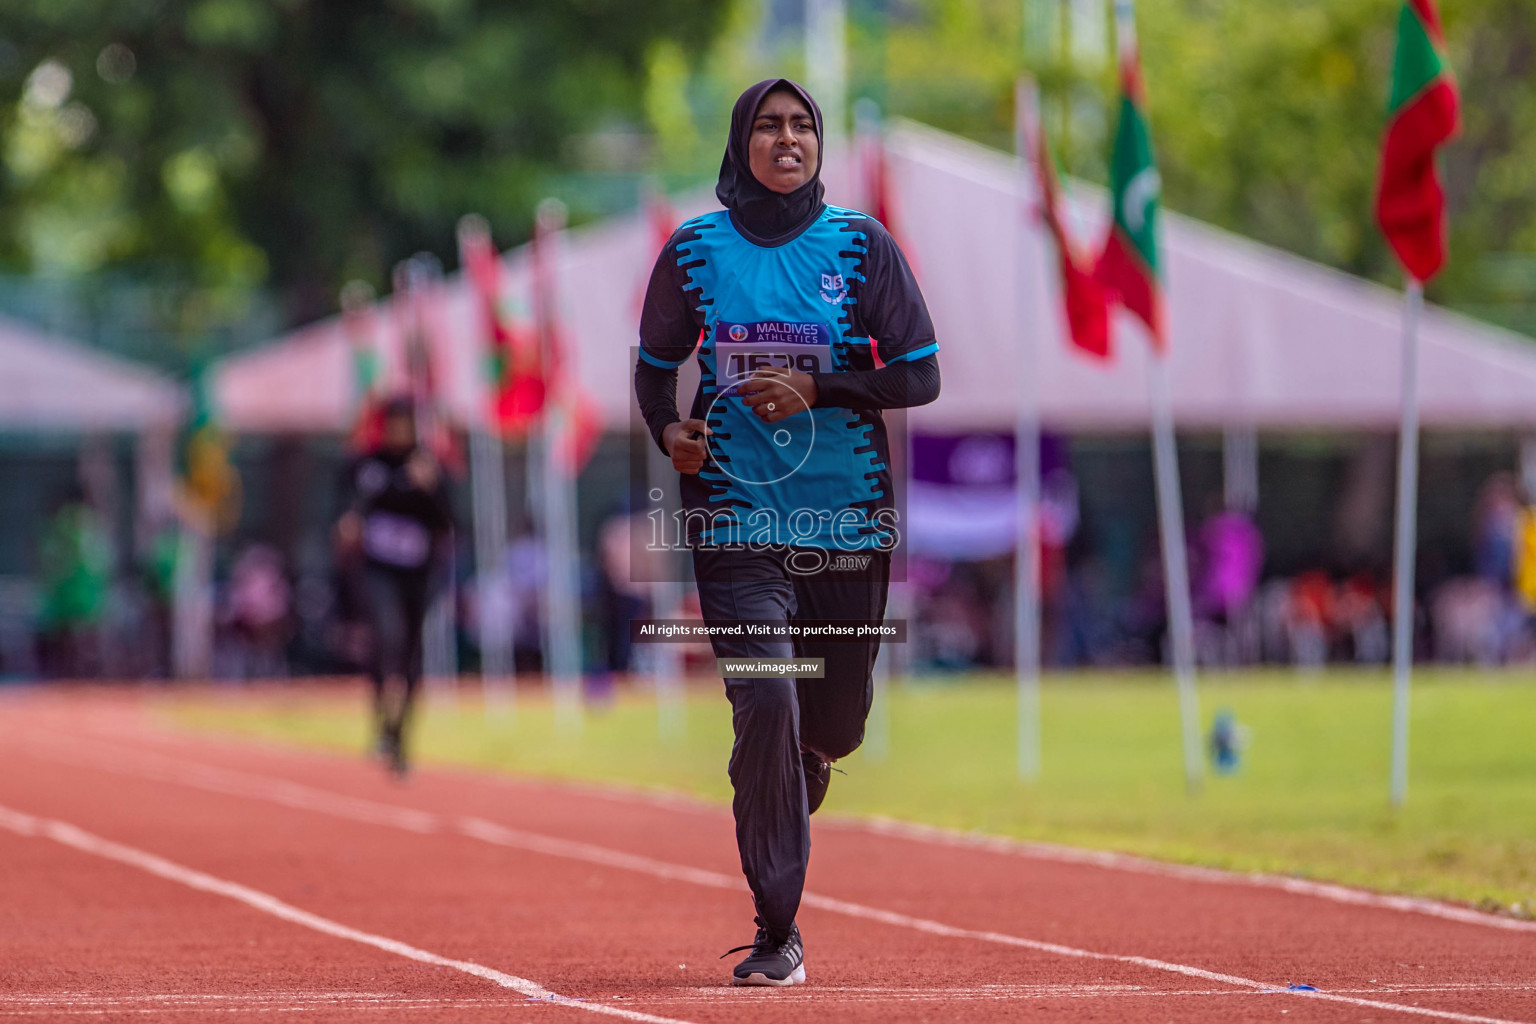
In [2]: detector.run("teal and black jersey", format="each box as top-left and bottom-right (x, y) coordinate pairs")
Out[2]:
(638, 204), (939, 550)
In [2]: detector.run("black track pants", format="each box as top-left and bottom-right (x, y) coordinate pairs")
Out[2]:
(363, 563), (429, 737)
(691, 546), (891, 941)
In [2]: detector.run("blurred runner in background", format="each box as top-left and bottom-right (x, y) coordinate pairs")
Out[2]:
(335, 397), (453, 775)
(636, 78), (940, 986)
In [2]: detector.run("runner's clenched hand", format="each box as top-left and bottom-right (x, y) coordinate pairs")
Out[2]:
(662, 418), (712, 474)
(738, 367), (817, 423)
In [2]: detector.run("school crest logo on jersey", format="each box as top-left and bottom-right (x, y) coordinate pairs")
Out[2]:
(818, 272), (847, 304)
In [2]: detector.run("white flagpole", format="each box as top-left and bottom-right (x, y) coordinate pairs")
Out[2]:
(534, 199), (584, 734)
(646, 450), (686, 743)
(1014, 78), (1044, 782)
(458, 216), (516, 717)
(1149, 356), (1202, 792)
(398, 255), (458, 698)
(851, 96), (893, 764)
(1111, 0), (1200, 794)
(1390, 281), (1424, 808)
(172, 515), (214, 680)
(470, 427), (514, 715)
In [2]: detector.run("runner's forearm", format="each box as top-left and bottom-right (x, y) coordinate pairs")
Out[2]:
(809, 353), (939, 411)
(634, 357), (681, 454)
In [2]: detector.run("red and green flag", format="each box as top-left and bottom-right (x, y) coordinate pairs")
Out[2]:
(394, 261), (466, 476)
(531, 208), (601, 474)
(341, 282), (386, 451)
(861, 130), (926, 366)
(1376, 0), (1459, 283)
(1094, 29), (1165, 350)
(459, 217), (547, 438)
(1033, 117), (1111, 360)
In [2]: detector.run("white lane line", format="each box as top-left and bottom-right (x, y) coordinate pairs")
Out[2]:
(17, 982), (1535, 1016)
(54, 715), (1536, 938)
(838, 815), (1536, 936)
(0, 993), (510, 1006)
(11, 982), (1536, 1005)
(0, 805), (696, 1024)
(0, 1008), (516, 1018)
(10, 741), (1533, 1024)
(13, 738), (436, 833)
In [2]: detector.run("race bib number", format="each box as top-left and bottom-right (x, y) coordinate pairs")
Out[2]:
(714, 321), (833, 383)
(362, 511), (432, 569)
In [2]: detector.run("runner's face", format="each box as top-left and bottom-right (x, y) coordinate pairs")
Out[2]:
(748, 90), (817, 194)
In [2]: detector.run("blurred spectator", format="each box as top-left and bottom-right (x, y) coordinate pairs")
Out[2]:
(1514, 499), (1536, 614)
(1473, 473), (1521, 588)
(1193, 501), (1264, 665)
(597, 511), (651, 675)
(1286, 570), (1335, 670)
(1122, 543), (1168, 665)
(1432, 577), (1504, 666)
(217, 543), (293, 679)
(910, 558), (987, 671)
(1051, 556), (1118, 666)
(1336, 573), (1390, 664)
(36, 487), (111, 679)
(502, 528), (548, 674)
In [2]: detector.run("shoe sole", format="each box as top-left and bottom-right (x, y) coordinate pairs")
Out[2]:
(732, 964), (806, 987)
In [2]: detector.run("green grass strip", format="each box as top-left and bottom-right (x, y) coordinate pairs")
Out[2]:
(163, 668), (1536, 918)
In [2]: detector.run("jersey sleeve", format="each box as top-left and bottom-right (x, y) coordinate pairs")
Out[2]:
(809, 352), (940, 412)
(638, 231), (705, 369)
(634, 229), (706, 453)
(851, 219), (939, 366)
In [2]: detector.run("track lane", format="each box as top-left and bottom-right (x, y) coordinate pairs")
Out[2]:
(1, 740), (1247, 1024)
(2, 689), (1533, 1022)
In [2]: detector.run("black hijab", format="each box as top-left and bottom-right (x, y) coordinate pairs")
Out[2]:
(716, 78), (826, 246)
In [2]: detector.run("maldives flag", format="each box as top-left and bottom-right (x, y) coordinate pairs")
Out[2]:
(1033, 119), (1111, 360)
(459, 216), (546, 437)
(633, 186), (680, 319)
(860, 131), (924, 367)
(1094, 35), (1165, 350)
(404, 275), (467, 477)
(1376, 0), (1459, 283)
(531, 209), (601, 474)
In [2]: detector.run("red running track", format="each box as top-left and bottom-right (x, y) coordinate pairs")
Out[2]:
(1, 687), (1534, 1023)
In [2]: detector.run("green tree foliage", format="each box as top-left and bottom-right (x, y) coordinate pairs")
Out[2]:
(867, 0), (1536, 335)
(0, 0), (728, 321)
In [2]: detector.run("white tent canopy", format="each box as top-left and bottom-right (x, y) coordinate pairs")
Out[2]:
(0, 314), (183, 432)
(212, 119), (1536, 435)
(890, 120), (1536, 432)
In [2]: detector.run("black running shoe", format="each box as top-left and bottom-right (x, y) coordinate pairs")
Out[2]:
(802, 750), (832, 815)
(723, 920), (805, 986)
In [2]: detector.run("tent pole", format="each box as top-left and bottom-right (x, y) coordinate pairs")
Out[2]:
(647, 447), (685, 744)
(1222, 424), (1258, 514)
(542, 417), (583, 734)
(172, 516), (214, 681)
(1149, 354), (1202, 793)
(1014, 77), (1043, 782)
(471, 427), (514, 716)
(853, 96), (892, 764)
(1390, 281), (1423, 809)
(533, 200), (584, 735)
